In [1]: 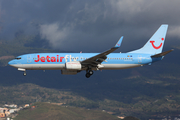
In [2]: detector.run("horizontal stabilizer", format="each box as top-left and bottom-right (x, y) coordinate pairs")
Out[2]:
(151, 49), (174, 58)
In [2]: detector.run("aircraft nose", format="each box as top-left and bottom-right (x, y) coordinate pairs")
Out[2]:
(8, 60), (15, 66)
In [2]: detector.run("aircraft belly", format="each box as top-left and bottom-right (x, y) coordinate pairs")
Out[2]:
(101, 64), (141, 70)
(20, 64), (65, 70)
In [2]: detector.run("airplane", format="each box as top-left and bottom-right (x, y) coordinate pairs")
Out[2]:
(8, 24), (173, 78)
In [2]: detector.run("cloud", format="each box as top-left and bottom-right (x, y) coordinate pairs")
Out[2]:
(40, 23), (72, 48)
(108, 0), (145, 17)
(1, 0), (180, 51)
(169, 26), (180, 38)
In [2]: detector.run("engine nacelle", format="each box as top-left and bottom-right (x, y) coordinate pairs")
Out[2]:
(65, 62), (82, 70)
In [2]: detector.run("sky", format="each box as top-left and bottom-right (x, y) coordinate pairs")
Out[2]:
(0, 0), (180, 52)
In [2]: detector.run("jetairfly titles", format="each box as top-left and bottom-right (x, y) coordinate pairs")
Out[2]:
(8, 24), (173, 78)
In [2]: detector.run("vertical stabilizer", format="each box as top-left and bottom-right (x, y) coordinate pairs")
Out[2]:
(129, 24), (168, 54)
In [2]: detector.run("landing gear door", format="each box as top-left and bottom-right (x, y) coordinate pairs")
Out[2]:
(27, 55), (32, 63)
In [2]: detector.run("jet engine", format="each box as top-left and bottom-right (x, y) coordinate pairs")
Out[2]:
(65, 61), (82, 70)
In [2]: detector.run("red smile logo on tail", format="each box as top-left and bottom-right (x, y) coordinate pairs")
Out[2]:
(150, 38), (164, 49)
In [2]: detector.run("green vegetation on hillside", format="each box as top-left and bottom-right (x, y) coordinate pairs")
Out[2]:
(14, 102), (119, 120)
(0, 83), (85, 106)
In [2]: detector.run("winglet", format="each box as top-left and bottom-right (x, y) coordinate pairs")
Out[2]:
(114, 36), (123, 48)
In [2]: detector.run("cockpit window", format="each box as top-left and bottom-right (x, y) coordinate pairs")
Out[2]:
(15, 57), (21, 60)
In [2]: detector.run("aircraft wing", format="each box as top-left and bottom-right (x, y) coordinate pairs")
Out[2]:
(81, 36), (123, 68)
